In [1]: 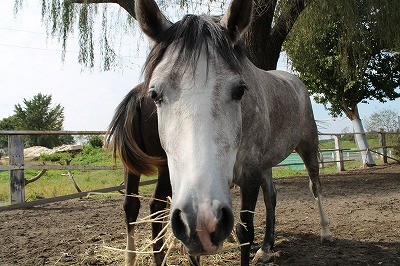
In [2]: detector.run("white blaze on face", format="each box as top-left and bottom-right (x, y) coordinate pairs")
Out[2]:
(150, 45), (242, 251)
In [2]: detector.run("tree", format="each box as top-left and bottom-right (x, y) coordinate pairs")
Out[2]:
(13, 0), (309, 71)
(364, 109), (399, 132)
(243, 0), (307, 70)
(13, 93), (73, 148)
(284, 1), (400, 166)
(0, 115), (18, 149)
(12, 0), (400, 162)
(13, 1), (400, 72)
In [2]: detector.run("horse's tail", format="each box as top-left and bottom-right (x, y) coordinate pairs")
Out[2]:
(106, 84), (161, 176)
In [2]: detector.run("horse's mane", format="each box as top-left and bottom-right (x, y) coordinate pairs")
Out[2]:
(142, 14), (246, 92)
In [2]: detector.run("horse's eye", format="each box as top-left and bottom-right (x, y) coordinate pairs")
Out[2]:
(149, 90), (158, 100)
(148, 89), (163, 105)
(232, 84), (247, 101)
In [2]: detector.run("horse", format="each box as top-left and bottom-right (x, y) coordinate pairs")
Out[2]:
(109, 0), (333, 265)
(107, 83), (172, 265)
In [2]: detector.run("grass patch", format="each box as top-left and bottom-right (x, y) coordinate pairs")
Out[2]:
(0, 160), (365, 205)
(319, 135), (399, 151)
(0, 146), (124, 204)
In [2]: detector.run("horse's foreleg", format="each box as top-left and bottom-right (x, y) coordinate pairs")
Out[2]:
(124, 171), (141, 266)
(252, 168), (276, 265)
(236, 181), (260, 266)
(150, 166), (172, 266)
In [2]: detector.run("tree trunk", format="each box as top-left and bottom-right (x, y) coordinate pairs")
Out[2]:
(244, 0), (307, 70)
(352, 118), (376, 166)
(244, 0), (277, 70)
(342, 103), (376, 166)
(244, 23), (281, 70)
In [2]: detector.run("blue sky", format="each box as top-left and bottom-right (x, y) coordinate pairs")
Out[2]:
(1, 0), (399, 133)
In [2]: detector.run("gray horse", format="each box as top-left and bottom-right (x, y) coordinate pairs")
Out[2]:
(115, 0), (333, 264)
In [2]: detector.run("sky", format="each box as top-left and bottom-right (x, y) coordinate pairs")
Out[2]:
(1, 0), (399, 134)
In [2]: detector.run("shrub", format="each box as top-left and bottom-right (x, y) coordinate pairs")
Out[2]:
(341, 133), (355, 142)
(40, 152), (73, 164)
(88, 135), (103, 148)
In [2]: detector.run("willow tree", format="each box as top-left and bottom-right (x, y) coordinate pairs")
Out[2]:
(13, 0), (310, 71)
(285, 1), (400, 166)
(14, 0), (400, 70)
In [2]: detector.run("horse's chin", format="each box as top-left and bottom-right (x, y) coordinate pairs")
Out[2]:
(201, 243), (221, 255)
(181, 237), (224, 256)
(183, 241), (222, 256)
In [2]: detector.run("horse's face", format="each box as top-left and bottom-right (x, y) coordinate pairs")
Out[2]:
(151, 48), (244, 254)
(135, 0), (253, 255)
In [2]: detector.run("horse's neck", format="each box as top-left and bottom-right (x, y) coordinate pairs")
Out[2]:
(241, 62), (308, 149)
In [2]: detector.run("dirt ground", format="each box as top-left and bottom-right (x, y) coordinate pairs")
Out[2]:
(1, 164), (399, 265)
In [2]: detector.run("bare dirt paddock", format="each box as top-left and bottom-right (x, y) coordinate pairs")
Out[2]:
(1, 164), (399, 265)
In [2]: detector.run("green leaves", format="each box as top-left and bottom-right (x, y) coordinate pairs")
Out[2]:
(364, 108), (399, 132)
(14, 93), (62, 131)
(285, 0), (400, 119)
(9, 93), (73, 148)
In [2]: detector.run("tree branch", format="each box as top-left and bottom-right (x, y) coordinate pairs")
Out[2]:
(244, 0), (277, 70)
(270, 0), (307, 53)
(25, 169), (47, 185)
(68, 0), (136, 19)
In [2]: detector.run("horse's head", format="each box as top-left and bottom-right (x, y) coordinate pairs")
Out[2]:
(135, 0), (253, 255)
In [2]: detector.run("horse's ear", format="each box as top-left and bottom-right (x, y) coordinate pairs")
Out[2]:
(220, 0), (253, 44)
(135, 0), (172, 42)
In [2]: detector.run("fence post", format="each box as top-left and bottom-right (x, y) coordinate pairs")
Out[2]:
(9, 135), (25, 204)
(319, 150), (325, 169)
(333, 134), (345, 172)
(378, 129), (388, 164)
(398, 116), (400, 131)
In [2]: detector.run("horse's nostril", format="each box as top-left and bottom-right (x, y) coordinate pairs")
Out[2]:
(171, 209), (189, 242)
(211, 206), (234, 246)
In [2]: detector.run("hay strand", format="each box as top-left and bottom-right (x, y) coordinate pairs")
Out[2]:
(103, 195), (247, 265)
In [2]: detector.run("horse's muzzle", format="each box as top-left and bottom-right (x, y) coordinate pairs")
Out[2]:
(170, 202), (234, 255)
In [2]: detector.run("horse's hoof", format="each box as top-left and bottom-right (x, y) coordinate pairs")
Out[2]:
(321, 234), (334, 245)
(125, 252), (136, 266)
(125, 259), (136, 266)
(251, 249), (273, 265)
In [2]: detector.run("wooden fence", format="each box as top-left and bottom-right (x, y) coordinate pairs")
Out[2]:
(0, 130), (398, 211)
(0, 131), (157, 211)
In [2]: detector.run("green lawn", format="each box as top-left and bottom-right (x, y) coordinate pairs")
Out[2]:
(319, 133), (399, 151)
(0, 146), (157, 205)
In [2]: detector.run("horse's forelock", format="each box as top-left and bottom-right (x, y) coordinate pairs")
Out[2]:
(142, 14), (245, 92)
